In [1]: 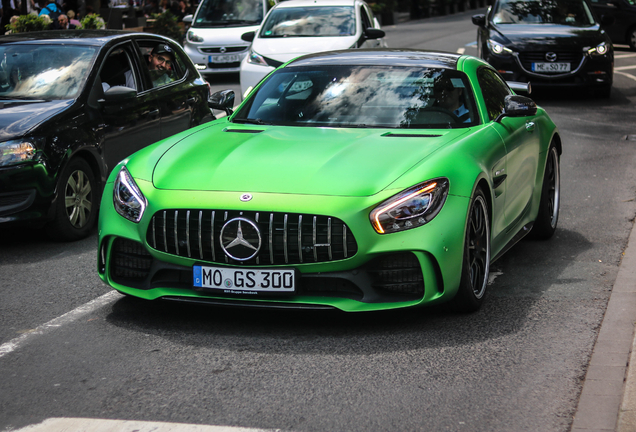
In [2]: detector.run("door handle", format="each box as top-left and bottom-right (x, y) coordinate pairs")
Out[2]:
(526, 121), (535, 132)
(147, 109), (160, 119)
(186, 97), (196, 106)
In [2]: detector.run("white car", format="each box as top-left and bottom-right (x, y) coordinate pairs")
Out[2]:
(183, 0), (274, 77)
(239, 0), (387, 96)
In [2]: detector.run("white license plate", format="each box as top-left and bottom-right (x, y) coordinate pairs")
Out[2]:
(532, 62), (571, 72)
(193, 265), (295, 293)
(208, 54), (241, 63)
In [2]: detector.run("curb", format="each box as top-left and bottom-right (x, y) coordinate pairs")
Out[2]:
(572, 219), (636, 432)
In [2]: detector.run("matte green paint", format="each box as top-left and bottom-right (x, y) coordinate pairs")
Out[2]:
(97, 54), (559, 312)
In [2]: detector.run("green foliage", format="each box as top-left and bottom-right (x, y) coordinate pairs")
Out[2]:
(79, 14), (106, 29)
(148, 11), (183, 41)
(5, 14), (50, 33)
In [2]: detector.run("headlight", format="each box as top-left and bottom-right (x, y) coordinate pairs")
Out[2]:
(588, 42), (608, 56)
(370, 178), (449, 234)
(113, 166), (146, 223)
(487, 39), (513, 56)
(247, 49), (268, 66)
(187, 30), (204, 43)
(0, 139), (37, 167)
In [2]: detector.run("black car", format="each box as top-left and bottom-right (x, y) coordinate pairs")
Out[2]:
(589, 0), (636, 49)
(472, 0), (614, 97)
(0, 31), (215, 241)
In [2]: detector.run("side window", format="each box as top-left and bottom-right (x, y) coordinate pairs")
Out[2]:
(136, 41), (186, 89)
(100, 44), (137, 92)
(477, 67), (512, 121)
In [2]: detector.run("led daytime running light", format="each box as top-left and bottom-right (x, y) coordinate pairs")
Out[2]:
(372, 183), (437, 234)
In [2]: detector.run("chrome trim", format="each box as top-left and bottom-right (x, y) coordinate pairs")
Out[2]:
(198, 211), (203, 259)
(283, 214), (288, 264)
(313, 216), (318, 262)
(174, 210), (179, 254)
(255, 213), (260, 264)
(343, 225), (347, 258)
(162, 210), (167, 252)
(211, 210), (216, 261)
(298, 215), (303, 263)
(513, 52), (587, 79)
(269, 213), (274, 264)
(186, 210), (191, 258)
(327, 218), (332, 261)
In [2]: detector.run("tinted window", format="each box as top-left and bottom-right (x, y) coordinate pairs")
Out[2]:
(193, 0), (265, 26)
(477, 67), (512, 121)
(492, 0), (596, 25)
(260, 6), (356, 37)
(234, 65), (478, 129)
(0, 44), (97, 99)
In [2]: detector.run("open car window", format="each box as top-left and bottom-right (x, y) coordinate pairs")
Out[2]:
(137, 41), (185, 89)
(233, 65), (479, 129)
(0, 43), (97, 100)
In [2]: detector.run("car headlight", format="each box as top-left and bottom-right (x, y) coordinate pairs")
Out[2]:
(187, 30), (204, 43)
(588, 42), (608, 56)
(0, 139), (38, 167)
(487, 39), (513, 56)
(113, 166), (146, 223)
(247, 49), (268, 66)
(370, 178), (449, 234)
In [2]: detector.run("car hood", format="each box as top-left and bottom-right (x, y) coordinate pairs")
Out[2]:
(492, 23), (606, 48)
(252, 36), (358, 62)
(152, 123), (467, 197)
(0, 99), (72, 141)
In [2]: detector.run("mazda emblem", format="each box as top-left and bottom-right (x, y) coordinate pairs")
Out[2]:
(545, 52), (558, 62)
(220, 217), (261, 261)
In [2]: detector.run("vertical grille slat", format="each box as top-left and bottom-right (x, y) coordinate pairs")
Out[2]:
(147, 210), (358, 266)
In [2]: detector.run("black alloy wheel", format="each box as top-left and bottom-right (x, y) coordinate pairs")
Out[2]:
(530, 144), (560, 240)
(450, 188), (491, 312)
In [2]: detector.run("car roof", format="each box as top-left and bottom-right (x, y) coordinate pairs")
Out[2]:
(0, 30), (149, 46)
(272, 0), (360, 8)
(288, 49), (462, 69)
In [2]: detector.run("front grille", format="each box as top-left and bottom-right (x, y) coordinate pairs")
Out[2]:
(146, 210), (358, 266)
(0, 190), (35, 215)
(368, 253), (424, 296)
(200, 46), (247, 54)
(518, 51), (583, 74)
(111, 238), (153, 283)
(206, 62), (241, 69)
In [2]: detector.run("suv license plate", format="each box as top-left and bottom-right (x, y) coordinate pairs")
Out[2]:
(193, 265), (295, 294)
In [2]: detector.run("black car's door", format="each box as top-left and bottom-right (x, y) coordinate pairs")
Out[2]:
(134, 39), (203, 140)
(96, 41), (162, 173)
(590, 0), (635, 44)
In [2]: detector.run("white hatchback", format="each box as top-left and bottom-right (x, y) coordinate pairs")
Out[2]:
(239, 0), (387, 96)
(183, 0), (275, 77)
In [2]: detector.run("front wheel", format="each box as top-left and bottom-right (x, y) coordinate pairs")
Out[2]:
(46, 158), (98, 241)
(449, 188), (491, 313)
(530, 145), (560, 240)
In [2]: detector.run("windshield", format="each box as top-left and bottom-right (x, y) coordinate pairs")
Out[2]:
(233, 66), (478, 129)
(0, 44), (96, 100)
(492, 0), (596, 25)
(260, 6), (355, 37)
(193, 0), (265, 27)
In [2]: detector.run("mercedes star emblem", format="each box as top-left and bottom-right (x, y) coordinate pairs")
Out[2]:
(220, 217), (261, 261)
(240, 193), (253, 202)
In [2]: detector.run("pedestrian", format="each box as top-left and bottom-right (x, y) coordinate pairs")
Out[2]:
(66, 9), (80, 26)
(56, 13), (76, 28)
(38, 0), (62, 19)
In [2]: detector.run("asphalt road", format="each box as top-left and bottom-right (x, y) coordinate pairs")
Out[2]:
(2, 11), (636, 432)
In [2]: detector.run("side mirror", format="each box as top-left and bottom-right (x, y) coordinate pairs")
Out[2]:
(495, 95), (537, 122)
(507, 81), (532, 95)
(182, 14), (193, 23)
(364, 28), (385, 39)
(600, 15), (615, 26)
(102, 86), (137, 102)
(472, 14), (486, 27)
(209, 89), (235, 116)
(241, 31), (256, 42)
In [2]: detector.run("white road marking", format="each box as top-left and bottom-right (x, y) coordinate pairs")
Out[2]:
(616, 65), (636, 70)
(615, 53), (636, 59)
(457, 47), (466, 54)
(0, 291), (122, 358)
(13, 418), (280, 432)
(616, 70), (636, 83)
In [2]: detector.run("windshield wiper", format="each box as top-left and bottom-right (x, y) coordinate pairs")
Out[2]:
(232, 118), (272, 125)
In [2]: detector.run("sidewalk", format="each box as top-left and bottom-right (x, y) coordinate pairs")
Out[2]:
(572, 219), (636, 432)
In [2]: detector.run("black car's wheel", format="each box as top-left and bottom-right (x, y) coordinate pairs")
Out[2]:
(629, 25), (636, 51)
(530, 145), (560, 240)
(46, 158), (98, 241)
(449, 188), (490, 313)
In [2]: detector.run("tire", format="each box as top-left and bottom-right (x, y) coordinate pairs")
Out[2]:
(629, 25), (636, 51)
(595, 85), (612, 99)
(449, 188), (491, 313)
(46, 158), (98, 241)
(530, 145), (560, 240)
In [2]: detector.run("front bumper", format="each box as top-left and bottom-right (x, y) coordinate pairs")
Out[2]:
(183, 43), (249, 75)
(486, 51), (613, 88)
(98, 186), (471, 312)
(0, 162), (55, 225)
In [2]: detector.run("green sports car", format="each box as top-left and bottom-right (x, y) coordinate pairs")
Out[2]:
(97, 49), (561, 313)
